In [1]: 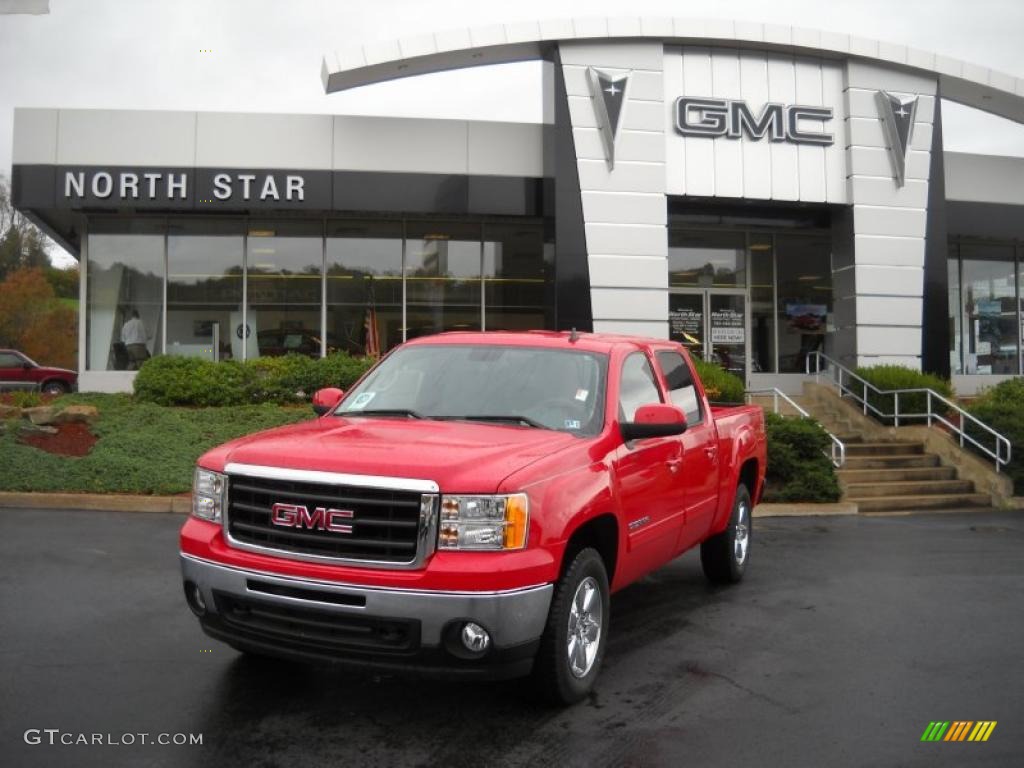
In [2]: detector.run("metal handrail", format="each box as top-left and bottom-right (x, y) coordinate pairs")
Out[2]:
(805, 351), (1012, 472)
(745, 387), (846, 468)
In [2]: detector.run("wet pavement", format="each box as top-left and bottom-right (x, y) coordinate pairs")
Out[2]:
(1, 507), (1022, 767)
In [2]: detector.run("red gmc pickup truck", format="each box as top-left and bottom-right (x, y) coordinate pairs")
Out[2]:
(180, 331), (766, 703)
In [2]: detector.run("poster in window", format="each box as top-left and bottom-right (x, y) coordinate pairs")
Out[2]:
(710, 308), (744, 344)
(785, 303), (827, 333)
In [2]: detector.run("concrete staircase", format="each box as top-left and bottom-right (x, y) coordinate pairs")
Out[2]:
(798, 384), (994, 513)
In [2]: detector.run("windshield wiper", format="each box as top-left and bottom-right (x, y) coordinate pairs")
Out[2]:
(459, 414), (551, 430)
(340, 408), (425, 419)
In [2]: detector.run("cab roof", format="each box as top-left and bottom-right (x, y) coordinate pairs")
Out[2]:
(404, 330), (673, 355)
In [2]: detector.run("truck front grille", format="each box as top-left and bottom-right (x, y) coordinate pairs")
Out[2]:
(225, 473), (432, 566)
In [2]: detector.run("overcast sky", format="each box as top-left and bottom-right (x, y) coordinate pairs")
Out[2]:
(1, 0), (1023, 266)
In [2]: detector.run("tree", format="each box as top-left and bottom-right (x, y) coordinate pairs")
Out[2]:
(0, 267), (77, 369)
(0, 175), (53, 280)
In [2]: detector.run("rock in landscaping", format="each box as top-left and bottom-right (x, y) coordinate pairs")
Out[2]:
(22, 406), (59, 425)
(0, 404), (19, 419)
(53, 405), (100, 424)
(19, 422), (59, 435)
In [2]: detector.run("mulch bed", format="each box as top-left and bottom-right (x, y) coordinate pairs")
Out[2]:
(17, 422), (97, 457)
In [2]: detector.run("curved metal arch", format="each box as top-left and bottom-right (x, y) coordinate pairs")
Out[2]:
(321, 16), (1024, 124)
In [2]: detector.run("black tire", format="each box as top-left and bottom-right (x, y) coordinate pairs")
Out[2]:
(533, 547), (610, 705)
(41, 380), (68, 395)
(701, 483), (752, 585)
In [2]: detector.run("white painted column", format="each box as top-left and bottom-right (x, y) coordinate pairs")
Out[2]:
(559, 41), (668, 338)
(843, 61), (937, 370)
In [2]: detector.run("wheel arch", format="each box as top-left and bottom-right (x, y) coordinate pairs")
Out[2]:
(560, 514), (619, 585)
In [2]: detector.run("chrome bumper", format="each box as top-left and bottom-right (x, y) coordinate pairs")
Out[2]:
(180, 554), (553, 648)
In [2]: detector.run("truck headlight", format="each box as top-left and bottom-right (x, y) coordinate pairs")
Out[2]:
(192, 468), (227, 522)
(437, 494), (529, 550)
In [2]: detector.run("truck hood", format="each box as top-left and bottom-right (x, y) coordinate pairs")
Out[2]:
(201, 416), (580, 492)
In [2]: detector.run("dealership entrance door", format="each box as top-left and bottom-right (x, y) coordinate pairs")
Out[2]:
(669, 289), (749, 384)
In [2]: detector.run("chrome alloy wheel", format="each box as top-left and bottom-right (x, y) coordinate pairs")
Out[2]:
(734, 499), (750, 565)
(567, 575), (603, 678)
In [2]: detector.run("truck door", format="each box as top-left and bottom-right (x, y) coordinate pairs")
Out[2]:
(655, 349), (721, 552)
(612, 351), (686, 568)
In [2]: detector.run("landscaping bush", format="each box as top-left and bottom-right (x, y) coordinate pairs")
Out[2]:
(133, 353), (376, 406)
(9, 390), (42, 408)
(692, 359), (745, 404)
(854, 364), (954, 424)
(763, 412), (841, 503)
(967, 378), (1024, 495)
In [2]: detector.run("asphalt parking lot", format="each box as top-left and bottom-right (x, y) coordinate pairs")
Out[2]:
(1, 507), (1022, 768)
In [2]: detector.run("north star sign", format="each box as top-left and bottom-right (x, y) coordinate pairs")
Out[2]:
(63, 169), (308, 203)
(674, 98), (834, 146)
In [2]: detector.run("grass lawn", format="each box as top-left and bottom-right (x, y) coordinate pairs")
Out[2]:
(0, 393), (309, 495)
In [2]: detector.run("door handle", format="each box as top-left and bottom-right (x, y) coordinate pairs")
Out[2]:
(666, 458), (683, 474)
(704, 446), (718, 460)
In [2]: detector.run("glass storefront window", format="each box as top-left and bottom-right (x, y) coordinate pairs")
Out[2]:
(669, 231), (746, 287)
(775, 235), (832, 373)
(958, 245), (1018, 375)
(748, 236), (775, 374)
(405, 221), (482, 339)
(326, 219), (403, 355)
(482, 221), (547, 332)
(246, 222), (322, 358)
(166, 220), (243, 361)
(86, 220), (164, 371)
(948, 247), (962, 374)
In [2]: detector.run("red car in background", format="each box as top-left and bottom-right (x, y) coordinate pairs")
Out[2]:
(0, 349), (77, 394)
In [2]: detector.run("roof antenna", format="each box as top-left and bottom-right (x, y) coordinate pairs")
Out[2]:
(569, 327), (579, 343)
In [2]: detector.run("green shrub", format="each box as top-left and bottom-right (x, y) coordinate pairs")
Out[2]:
(967, 378), (1024, 494)
(763, 412), (841, 503)
(854, 364), (954, 424)
(133, 353), (376, 407)
(10, 390), (43, 408)
(692, 359), (745, 404)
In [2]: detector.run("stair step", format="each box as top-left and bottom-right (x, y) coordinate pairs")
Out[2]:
(853, 493), (992, 513)
(843, 479), (975, 497)
(843, 454), (940, 470)
(838, 466), (957, 482)
(845, 442), (926, 456)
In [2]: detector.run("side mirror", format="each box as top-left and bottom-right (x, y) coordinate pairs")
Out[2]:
(22, 362), (32, 370)
(621, 403), (688, 441)
(312, 387), (344, 416)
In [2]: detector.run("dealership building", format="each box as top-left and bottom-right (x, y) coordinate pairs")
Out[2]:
(10, 16), (1024, 393)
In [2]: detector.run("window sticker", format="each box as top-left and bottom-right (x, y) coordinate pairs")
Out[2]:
(564, 419), (582, 430)
(349, 392), (376, 410)
(574, 388), (589, 402)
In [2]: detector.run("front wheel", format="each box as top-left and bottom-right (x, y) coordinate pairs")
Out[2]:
(533, 547), (610, 705)
(41, 380), (68, 396)
(700, 483), (752, 584)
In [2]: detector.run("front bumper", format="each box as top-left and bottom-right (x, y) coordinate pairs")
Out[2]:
(180, 554), (553, 679)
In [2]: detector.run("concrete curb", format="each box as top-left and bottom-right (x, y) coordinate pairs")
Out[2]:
(754, 502), (859, 518)
(0, 492), (190, 514)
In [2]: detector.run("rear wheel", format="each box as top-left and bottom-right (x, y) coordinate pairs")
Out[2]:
(701, 483), (752, 584)
(533, 547), (609, 705)
(41, 380), (68, 396)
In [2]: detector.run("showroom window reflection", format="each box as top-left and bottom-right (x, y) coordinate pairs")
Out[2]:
(85, 217), (550, 369)
(948, 241), (1021, 375)
(86, 220), (164, 371)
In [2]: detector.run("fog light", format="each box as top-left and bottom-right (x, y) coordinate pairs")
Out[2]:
(461, 622), (490, 653)
(184, 581), (207, 617)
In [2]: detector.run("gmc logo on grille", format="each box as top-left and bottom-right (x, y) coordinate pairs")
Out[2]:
(270, 503), (354, 534)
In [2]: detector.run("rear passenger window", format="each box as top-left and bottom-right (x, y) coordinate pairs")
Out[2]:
(656, 350), (703, 426)
(618, 353), (662, 422)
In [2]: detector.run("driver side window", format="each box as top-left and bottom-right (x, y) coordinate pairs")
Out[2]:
(618, 353), (662, 421)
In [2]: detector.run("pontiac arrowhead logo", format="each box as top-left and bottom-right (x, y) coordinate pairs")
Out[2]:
(587, 67), (630, 170)
(876, 90), (918, 187)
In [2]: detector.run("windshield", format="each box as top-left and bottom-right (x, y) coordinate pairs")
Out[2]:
(336, 344), (607, 436)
